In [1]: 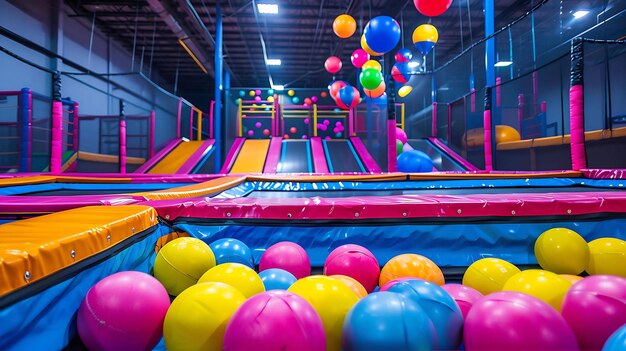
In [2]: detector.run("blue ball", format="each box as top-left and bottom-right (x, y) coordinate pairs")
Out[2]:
(259, 268), (297, 290)
(397, 150), (433, 173)
(604, 324), (626, 351)
(239, 90), (245, 97)
(208, 238), (254, 268)
(292, 97), (300, 104)
(342, 292), (435, 351)
(387, 279), (464, 351)
(364, 16), (401, 54)
(268, 89), (275, 95)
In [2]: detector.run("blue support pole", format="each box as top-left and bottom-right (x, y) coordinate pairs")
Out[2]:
(485, 0), (496, 170)
(19, 88), (31, 172)
(214, 4), (223, 173)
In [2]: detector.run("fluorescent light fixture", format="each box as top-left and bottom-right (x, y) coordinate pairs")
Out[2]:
(271, 84), (285, 91)
(266, 59), (282, 66)
(494, 61), (513, 67)
(408, 61), (420, 68)
(573, 10), (589, 19)
(257, 3), (278, 14)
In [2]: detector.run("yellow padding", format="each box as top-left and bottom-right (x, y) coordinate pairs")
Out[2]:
(0, 176), (58, 187)
(78, 151), (145, 165)
(611, 126), (626, 138)
(138, 176), (246, 200)
(230, 139), (271, 173)
(584, 130), (604, 141)
(532, 136), (566, 147)
(409, 171), (581, 180)
(496, 139), (533, 151)
(0, 205), (157, 297)
(148, 141), (205, 174)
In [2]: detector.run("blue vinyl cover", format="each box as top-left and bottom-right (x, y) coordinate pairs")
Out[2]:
(0, 224), (170, 351)
(0, 182), (193, 195)
(176, 218), (626, 268)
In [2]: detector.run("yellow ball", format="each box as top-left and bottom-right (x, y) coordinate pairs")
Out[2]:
(362, 60), (382, 71)
(330, 275), (367, 299)
(398, 85), (413, 98)
(163, 282), (245, 351)
(534, 227), (589, 275)
(462, 258), (521, 295)
(154, 237), (216, 296)
(287, 90), (295, 97)
(198, 263), (265, 298)
(249, 90), (255, 97)
(587, 237), (626, 277)
(288, 275), (359, 351)
(502, 269), (571, 311)
(267, 96), (274, 103)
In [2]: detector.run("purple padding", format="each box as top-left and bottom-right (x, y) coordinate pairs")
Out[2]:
(0, 195), (143, 214)
(263, 137), (283, 173)
(119, 119), (127, 174)
(570, 85), (586, 170)
(134, 139), (182, 173)
(310, 137), (329, 173)
(177, 139), (215, 174)
(428, 137), (479, 171)
(350, 137), (381, 173)
(149, 191), (626, 222)
(220, 137), (245, 174)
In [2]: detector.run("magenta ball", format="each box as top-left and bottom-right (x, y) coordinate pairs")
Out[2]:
(395, 127), (408, 144)
(324, 244), (380, 292)
(302, 135), (308, 139)
(303, 118), (310, 125)
(255, 122), (262, 128)
(247, 130), (254, 137)
(440, 284), (483, 319)
(324, 136), (331, 140)
(255, 89), (261, 96)
(263, 129), (270, 136)
(464, 291), (578, 351)
(335, 121), (342, 127)
(319, 124), (328, 131)
(311, 96), (318, 103)
(561, 275), (626, 350)
(351, 48), (370, 69)
(223, 291), (325, 351)
(324, 56), (342, 74)
(333, 127), (339, 133)
(254, 96), (261, 102)
(77, 271), (170, 351)
(323, 119), (330, 125)
(259, 242), (311, 279)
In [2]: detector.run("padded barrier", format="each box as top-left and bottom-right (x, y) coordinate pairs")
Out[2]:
(0, 182), (192, 196)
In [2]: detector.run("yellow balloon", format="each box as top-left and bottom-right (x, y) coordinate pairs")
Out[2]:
(154, 237), (216, 296)
(330, 275), (368, 299)
(164, 282), (246, 351)
(412, 24), (439, 44)
(462, 258), (520, 295)
(587, 237), (626, 277)
(361, 35), (383, 57)
(534, 227), (589, 275)
(249, 90), (256, 97)
(288, 89), (295, 96)
(288, 276), (359, 351)
(398, 85), (413, 98)
(198, 263), (265, 298)
(502, 269), (571, 311)
(267, 96), (274, 103)
(362, 60), (382, 71)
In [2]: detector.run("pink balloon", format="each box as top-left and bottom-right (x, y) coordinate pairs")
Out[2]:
(333, 127), (339, 133)
(395, 127), (408, 144)
(351, 49), (370, 69)
(311, 96), (318, 103)
(441, 284), (483, 319)
(324, 56), (342, 74)
(303, 103), (309, 107)
(323, 120), (330, 125)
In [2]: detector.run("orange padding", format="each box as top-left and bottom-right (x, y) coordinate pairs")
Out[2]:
(496, 126), (626, 151)
(409, 171), (582, 180)
(0, 205), (157, 297)
(248, 174), (408, 182)
(0, 175), (133, 187)
(78, 151), (146, 165)
(138, 175), (247, 200)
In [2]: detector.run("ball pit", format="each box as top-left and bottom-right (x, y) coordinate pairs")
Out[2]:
(331, 275), (368, 299)
(379, 253), (444, 287)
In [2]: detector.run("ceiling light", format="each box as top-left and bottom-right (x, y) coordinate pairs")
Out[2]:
(573, 10), (589, 19)
(257, 3), (278, 14)
(266, 59), (281, 66)
(494, 61), (513, 67)
(408, 61), (420, 68)
(271, 85), (285, 91)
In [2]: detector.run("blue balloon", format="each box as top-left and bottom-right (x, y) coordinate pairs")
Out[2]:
(292, 96), (300, 104)
(259, 268), (297, 290)
(397, 150), (433, 173)
(209, 238), (254, 268)
(338, 85), (357, 108)
(238, 90), (245, 97)
(387, 279), (464, 350)
(342, 292), (435, 351)
(415, 41), (436, 56)
(604, 324), (626, 351)
(395, 48), (413, 62)
(364, 16), (401, 54)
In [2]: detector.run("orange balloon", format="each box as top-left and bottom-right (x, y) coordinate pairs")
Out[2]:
(559, 274), (584, 285)
(333, 14), (357, 38)
(364, 81), (386, 98)
(379, 254), (444, 287)
(331, 275), (367, 299)
(361, 35), (383, 57)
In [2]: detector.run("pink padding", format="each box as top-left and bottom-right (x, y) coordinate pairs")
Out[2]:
(483, 110), (493, 171)
(387, 119), (397, 172)
(134, 139), (182, 173)
(73, 102), (80, 153)
(177, 139), (215, 174)
(581, 169), (626, 179)
(350, 137), (381, 173)
(0, 195), (143, 214)
(149, 191), (626, 222)
(496, 77), (501, 107)
(119, 119), (127, 173)
(431, 102), (437, 137)
(220, 137), (245, 173)
(470, 88), (476, 113)
(309, 137), (329, 173)
(570, 85), (586, 170)
(428, 138), (479, 171)
(263, 137), (283, 173)
(50, 101), (63, 173)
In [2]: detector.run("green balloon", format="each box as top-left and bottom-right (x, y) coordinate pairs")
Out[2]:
(396, 139), (404, 155)
(360, 68), (383, 90)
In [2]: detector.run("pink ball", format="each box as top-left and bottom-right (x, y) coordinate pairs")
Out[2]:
(395, 127), (407, 144)
(464, 291), (577, 351)
(333, 127), (339, 134)
(440, 284), (483, 319)
(223, 291), (325, 351)
(335, 121), (342, 127)
(255, 89), (261, 96)
(260, 242), (311, 279)
(302, 134), (308, 139)
(323, 120), (330, 125)
(351, 48), (370, 69)
(324, 244), (380, 292)
(263, 129), (270, 136)
(319, 124), (328, 132)
(324, 136), (331, 140)
(303, 118), (310, 125)
(255, 122), (262, 128)
(379, 277), (414, 291)
(77, 271), (170, 351)
(324, 56), (342, 74)
(561, 275), (626, 350)
(254, 96), (261, 102)
(311, 96), (318, 103)
(247, 130), (254, 137)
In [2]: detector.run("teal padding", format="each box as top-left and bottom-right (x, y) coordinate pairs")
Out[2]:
(0, 224), (170, 351)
